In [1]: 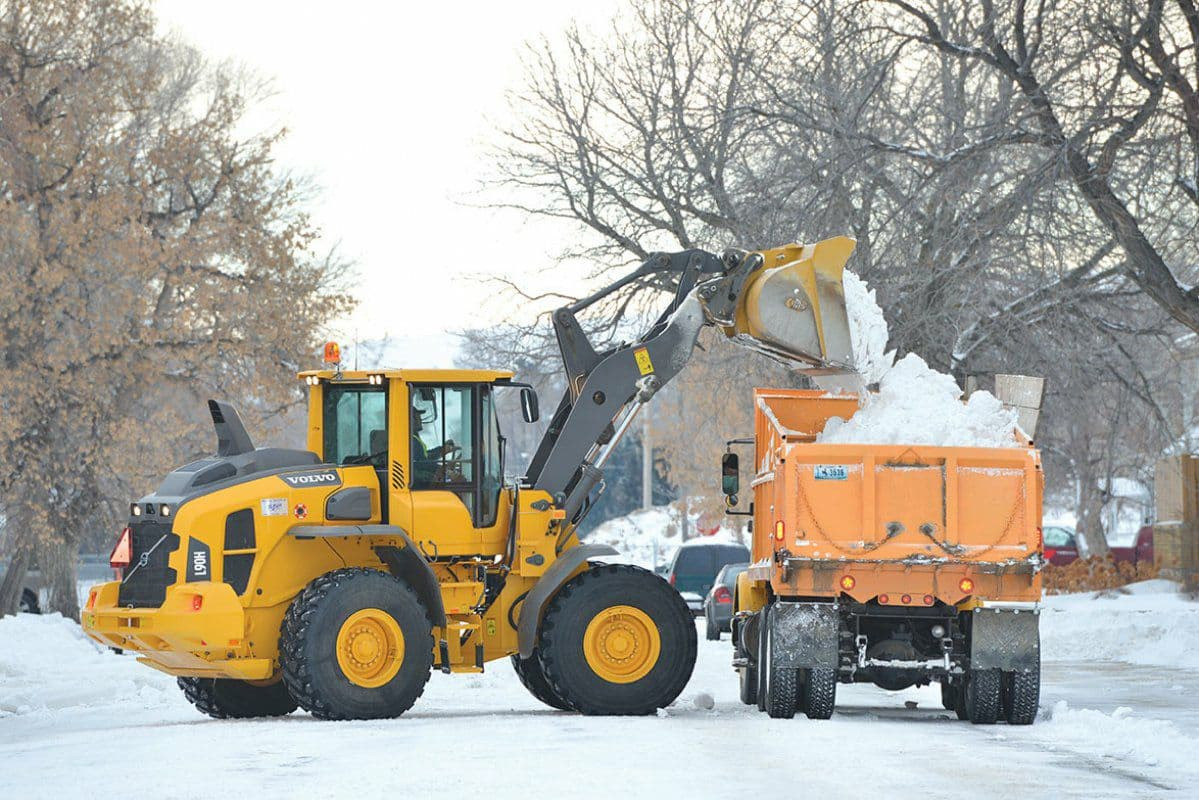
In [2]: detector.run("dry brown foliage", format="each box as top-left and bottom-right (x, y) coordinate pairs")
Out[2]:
(1042, 557), (1160, 594)
(0, 1), (354, 618)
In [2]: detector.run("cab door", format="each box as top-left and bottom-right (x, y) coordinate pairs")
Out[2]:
(403, 383), (508, 555)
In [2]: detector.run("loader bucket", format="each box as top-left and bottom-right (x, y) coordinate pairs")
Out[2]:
(723, 236), (856, 372)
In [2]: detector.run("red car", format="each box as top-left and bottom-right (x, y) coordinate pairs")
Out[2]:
(1042, 524), (1153, 566)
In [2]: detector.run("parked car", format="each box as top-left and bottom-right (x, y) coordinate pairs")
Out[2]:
(1043, 525), (1081, 566)
(703, 562), (748, 640)
(1110, 525), (1154, 567)
(665, 540), (750, 615)
(1043, 524), (1154, 567)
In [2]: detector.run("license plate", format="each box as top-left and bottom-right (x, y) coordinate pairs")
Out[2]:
(814, 465), (848, 481)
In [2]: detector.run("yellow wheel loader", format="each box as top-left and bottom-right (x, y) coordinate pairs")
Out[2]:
(82, 238), (857, 720)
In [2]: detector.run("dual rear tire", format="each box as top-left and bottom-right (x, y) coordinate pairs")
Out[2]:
(755, 604), (836, 720)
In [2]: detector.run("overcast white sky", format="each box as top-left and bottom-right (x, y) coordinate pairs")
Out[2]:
(155, 0), (617, 367)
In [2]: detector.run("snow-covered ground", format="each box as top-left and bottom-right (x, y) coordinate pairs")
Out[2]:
(2, 581), (1196, 798)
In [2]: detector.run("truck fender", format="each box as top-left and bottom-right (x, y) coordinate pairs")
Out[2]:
(288, 524), (446, 628)
(770, 601), (840, 669)
(516, 543), (619, 659)
(969, 606), (1040, 671)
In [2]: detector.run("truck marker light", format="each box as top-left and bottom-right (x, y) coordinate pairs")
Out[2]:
(922, 594), (934, 605)
(191, 595), (203, 612)
(878, 594), (889, 604)
(839, 574), (855, 591)
(959, 578), (974, 593)
(901, 594), (911, 604)
(774, 520), (785, 541)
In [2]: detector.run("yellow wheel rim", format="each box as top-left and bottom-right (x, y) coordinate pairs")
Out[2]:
(582, 605), (661, 684)
(335, 608), (405, 688)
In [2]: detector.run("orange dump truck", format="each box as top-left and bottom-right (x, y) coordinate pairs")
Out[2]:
(722, 389), (1043, 724)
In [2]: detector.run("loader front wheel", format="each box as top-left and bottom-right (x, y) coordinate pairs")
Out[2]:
(511, 653), (573, 711)
(279, 568), (433, 720)
(177, 676), (297, 719)
(538, 564), (696, 715)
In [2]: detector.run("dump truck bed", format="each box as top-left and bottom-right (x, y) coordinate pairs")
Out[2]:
(751, 389), (1043, 605)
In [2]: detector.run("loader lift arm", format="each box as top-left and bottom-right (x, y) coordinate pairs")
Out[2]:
(524, 243), (847, 528)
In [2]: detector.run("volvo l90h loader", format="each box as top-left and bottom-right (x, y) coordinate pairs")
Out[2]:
(83, 238), (858, 720)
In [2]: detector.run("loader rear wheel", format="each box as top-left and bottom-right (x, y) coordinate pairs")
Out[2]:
(538, 564), (695, 715)
(177, 676), (297, 719)
(511, 653), (573, 711)
(803, 668), (837, 720)
(279, 568), (433, 720)
(965, 668), (1001, 724)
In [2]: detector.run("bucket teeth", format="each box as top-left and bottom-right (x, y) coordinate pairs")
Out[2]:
(722, 236), (856, 372)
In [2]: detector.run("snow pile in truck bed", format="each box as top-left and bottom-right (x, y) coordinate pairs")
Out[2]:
(818, 352), (1019, 448)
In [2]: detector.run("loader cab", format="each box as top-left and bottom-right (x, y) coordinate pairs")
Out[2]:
(301, 367), (535, 556)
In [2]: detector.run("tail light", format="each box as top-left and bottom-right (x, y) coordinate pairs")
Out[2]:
(901, 594), (912, 604)
(878, 594), (890, 604)
(109, 527), (133, 569)
(713, 586), (733, 604)
(191, 595), (203, 612)
(86, 590), (97, 610)
(839, 574), (856, 591)
(1044, 547), (1057, 561)
(922, 594), (934, 606)
(669, 573), (676, 587)
(959, 577), (975, 594)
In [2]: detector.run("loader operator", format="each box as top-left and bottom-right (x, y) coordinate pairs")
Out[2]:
(411, 404), (457, 488)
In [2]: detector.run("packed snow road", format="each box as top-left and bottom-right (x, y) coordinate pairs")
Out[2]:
(2, 581), (1196, 799)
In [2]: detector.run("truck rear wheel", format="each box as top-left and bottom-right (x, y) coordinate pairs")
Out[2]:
(537, 564), (696, 715)
(761, 611), (797, 719)
(177, 676), (297, 719)
(802, 668), (837, 720)
(511, 653), (573, 711)
(279, 568), (434, 720)
(1003, 657), (1040, 725)
(965, 668), (1001, 724)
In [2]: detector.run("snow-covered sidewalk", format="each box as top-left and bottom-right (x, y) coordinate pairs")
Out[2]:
(1, 581), (1196, 798)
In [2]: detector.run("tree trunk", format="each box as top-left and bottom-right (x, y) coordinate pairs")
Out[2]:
(0, 547), (31, 618)
(39, 538), (80, 621)
(1075, 479), (1110, 559)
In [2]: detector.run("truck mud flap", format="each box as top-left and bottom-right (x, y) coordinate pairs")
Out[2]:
(969, 607), (1040, 671)
(770, 601), (839, 669)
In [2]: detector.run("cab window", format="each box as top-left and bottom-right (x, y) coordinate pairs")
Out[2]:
(323, 385), (387, 466)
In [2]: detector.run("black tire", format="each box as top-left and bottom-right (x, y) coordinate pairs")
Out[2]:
(19, 587), (39, 614)
(762, 611), (797, 719)
(1005, 659), (1040, 726)
(705, 613), (720, 641)
(940, 680), (955, 710)
(738, 666), (757, 705)
(953, 679), (969, 720)
(965, 668), (1001, 724)
(803, 668), (837, 720)
(511, 653), (573, 711)
(177, 676), (297, 719)
(755, 605), (770, 712)
(537, 564), (696, 716)
(279, 568), (433, 720)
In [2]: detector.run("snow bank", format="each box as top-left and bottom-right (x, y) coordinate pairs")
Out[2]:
(0, 613), (175, 716)
(1040, 580), (1199, 670)
(819, 353), (1019, 447)
(1033, 701), (1199, 781)
(584, 505), (744, 570)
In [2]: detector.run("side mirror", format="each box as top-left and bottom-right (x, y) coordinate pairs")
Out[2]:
(520, 386), (540, 423)
(721, 452), (739, 496)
